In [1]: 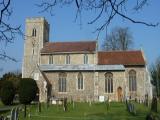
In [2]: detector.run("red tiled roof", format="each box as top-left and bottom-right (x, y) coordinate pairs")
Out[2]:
(41, 41), (96, 53)
(98, 50), (145, 66)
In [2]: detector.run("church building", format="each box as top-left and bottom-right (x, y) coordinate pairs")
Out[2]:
(22, 17), (152, 102)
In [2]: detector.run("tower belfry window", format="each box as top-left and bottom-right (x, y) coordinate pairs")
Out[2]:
(32, 28), (36, 37)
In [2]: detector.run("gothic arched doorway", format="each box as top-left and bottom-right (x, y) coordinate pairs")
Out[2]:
(117, 87), (123, 102)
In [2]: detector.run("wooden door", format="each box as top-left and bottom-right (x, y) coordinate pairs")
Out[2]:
(117, 87), (122, 102)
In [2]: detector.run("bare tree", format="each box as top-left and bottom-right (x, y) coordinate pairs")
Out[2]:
(0, 0), (22, 62)
(150, 57), (160, 97)
(37, 0), (159, 36)
(102, 27), (133, 51)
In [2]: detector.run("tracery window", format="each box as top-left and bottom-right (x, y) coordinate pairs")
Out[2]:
(129, 70), (137, 92)
(78, 72), (83, 90)
(105, 72), (113, 93)
(59, 73), (67, 92)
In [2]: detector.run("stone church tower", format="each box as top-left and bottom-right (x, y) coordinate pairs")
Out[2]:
(22, 17), (49, 78)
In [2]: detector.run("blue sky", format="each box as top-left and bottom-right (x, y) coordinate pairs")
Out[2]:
(0, 0), (160, 76)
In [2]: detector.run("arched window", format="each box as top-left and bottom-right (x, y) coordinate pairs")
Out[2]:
(78, 72), (83, 90)
(84, 54), (88, 64)
(59, 73), (67, 92)
(32, 28), (36, 37)
(66, 54), (70, 64)
(129, 70), (137, 92)
(105, 72), (113, 93)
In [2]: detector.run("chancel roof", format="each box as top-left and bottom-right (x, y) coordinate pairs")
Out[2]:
(98, 50), (145, 66)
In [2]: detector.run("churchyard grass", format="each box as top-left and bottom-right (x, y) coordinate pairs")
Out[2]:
(0, 100), (159, 120)
(18, 101), (157, 120)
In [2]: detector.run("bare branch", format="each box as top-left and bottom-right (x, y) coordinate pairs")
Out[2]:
(0, 51), (17, 62)
(134, 0), (148, 11)
(0, 0), (23, 62)
(75, 0), (79, 8)
(37, 0), (159, 38)
(88, 2), (105, 24)
(108, 0), (159, 27)
(0, 0), (10, 24)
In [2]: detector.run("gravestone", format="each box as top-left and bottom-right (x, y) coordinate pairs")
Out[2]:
(99, 96), (105, 102)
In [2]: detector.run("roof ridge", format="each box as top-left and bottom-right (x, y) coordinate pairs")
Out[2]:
(46, 40), (97, 44)
(98, 50), (141, 53)
(41, 40), (97, 53)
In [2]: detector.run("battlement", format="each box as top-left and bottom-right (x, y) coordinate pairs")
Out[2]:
(26, 17), (49, 25)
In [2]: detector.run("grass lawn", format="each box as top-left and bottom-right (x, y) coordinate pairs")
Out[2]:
(0, 100), (159, 120)
(18, 102), (155, 120)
